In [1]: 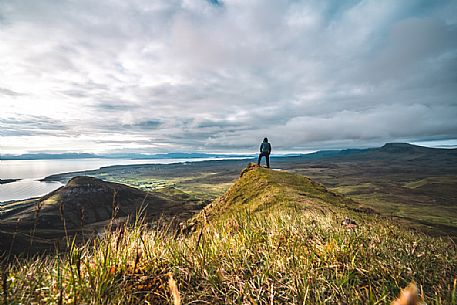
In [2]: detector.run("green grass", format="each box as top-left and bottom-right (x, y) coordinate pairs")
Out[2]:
(330, 183), (380, 195)
(1, 165), (456, 304)
(403, 176), (457, 189)
(94, 173), (231, 203)
(328, 177), (457, 236)
(341, 193), (457, 231)
(100, 177), (175, 192)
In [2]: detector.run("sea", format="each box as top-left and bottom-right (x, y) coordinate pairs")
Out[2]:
(0, 158), (236, 202)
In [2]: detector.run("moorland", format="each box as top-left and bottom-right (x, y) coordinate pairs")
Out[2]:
(1, 143), (456, 304)
(41, 142), (457, 237)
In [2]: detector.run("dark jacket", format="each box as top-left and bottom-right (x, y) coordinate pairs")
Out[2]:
(260, 142), (271, 154)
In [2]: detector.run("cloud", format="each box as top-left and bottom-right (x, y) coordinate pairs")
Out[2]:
(0, 0), (456, 153)
(0, 115), (68, 137)
(0, 87), (24, 96)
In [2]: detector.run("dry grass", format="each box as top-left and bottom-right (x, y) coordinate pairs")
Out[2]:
(1, 165), (456, 304)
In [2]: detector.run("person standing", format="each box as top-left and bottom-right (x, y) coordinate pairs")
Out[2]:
(258, 137), (271, 168)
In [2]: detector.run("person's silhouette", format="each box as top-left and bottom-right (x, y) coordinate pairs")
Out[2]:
(257, 137), (271, 168)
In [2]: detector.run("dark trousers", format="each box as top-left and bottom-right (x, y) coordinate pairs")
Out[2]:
(258, 152), (270, 168)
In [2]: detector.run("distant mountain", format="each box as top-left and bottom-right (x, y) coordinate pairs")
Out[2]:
(1, 152), (252, 160)
(129, 152), (252, 159)
(287, 142), (457, 161)
(1, 153), (99, 160)
(376, 142), (436, 153)
(3, 143), (455, 161)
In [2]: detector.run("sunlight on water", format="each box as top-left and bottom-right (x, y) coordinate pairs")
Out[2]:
(0, 179), (63, 202)
(0, 158), (241, 202)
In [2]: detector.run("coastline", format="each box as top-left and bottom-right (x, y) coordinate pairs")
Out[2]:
(40, 157), (254, 182)
(0, 178), (20, 185)
(1, 157), (254, 203)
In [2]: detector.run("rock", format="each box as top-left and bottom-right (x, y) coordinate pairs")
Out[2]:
(240, 163), (260, 177)
(341, 217), (358, 229)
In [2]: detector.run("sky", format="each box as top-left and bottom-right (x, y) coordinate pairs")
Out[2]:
(1, 0), (457, 154)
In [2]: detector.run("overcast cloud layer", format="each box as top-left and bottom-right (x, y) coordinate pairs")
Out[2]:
(1, 0), (457, 154)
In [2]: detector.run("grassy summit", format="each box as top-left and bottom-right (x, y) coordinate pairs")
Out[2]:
(186, 163), (372, 229)
(1, 164), (456, 304)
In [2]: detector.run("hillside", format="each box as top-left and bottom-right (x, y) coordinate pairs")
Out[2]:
(273, 144), (457, 236)
(1, 164), (456, 304)
(186, 163), (373, 231)
(0, 176), (201, 254)
(38, 143), (457, 239)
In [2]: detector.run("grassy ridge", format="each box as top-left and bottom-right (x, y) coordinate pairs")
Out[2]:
(188, 164), (370, 227)
(1, 165), (456, 304)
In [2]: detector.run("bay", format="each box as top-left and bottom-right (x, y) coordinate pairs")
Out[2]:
(0, 158), (226, 202)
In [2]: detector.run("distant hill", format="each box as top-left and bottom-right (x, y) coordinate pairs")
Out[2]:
(4, 143), (455, 161)
(0, 176), (201, 254)
(1, 152), (252, 160)
(276, 142), (457, 162)
(130, 152), (252, 159)
(1, 152), (99, 160)
(355, 142), (455, 159)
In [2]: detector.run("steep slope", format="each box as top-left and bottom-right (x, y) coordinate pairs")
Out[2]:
(0, 176), (201, 254)
(186, 163), (373, 230)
